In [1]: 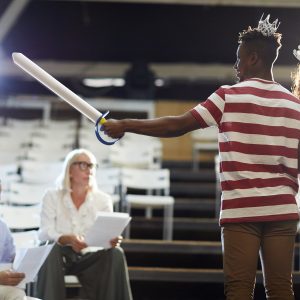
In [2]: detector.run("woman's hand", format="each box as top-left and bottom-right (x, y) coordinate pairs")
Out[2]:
(110, 236), (123, 248)
(0, 270), (25, 286)
(58, 234), (88, 253)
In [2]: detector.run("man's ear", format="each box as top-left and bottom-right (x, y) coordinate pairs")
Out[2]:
(249, 51), (259, 65)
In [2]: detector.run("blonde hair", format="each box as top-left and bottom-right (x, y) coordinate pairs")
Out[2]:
(291, 64), (300, 99)
(55, 148), (98, 192)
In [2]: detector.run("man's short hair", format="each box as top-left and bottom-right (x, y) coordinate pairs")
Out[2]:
(238, 27), (282, 67)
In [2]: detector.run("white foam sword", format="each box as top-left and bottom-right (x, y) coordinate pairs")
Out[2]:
(12, 52), (118, 145)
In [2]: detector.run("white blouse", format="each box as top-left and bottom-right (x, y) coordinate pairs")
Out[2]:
(38, 189), (113, 242)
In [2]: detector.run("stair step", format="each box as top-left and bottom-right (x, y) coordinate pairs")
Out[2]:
(170, 169), (215, 183)
(174, 198), (216, 217)
(123, 239), (223, 268)
(130, 217), (220, 241)
(128, 267), (300, 284)
(123, 239), (221, 254)
(171, 182), (216, 198)
(162, 160), (214, 170)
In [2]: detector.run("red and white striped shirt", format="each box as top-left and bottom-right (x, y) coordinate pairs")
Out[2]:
(191, 78), (300, 225)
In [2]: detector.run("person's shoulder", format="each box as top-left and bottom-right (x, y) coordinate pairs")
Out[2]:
(0, 218), (10, 234)
(42, 188), (64, 202)
(0, 218), (8, 229)
(93, 189), (111, 200)
(44, 188), (59, 196)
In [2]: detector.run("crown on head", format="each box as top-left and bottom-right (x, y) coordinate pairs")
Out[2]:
(257, 14), (280, 37)
(293, 45), (300, 61)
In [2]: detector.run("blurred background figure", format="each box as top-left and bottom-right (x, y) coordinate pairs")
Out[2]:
(124, 60), (156, 100)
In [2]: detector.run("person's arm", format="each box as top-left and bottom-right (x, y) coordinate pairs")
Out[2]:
(0, 270), (25, 286)
(38, 191), (61, 242)
(58, 234), (87, 253)
(0, 220), (16, 263)
(102, 111), (199, 139)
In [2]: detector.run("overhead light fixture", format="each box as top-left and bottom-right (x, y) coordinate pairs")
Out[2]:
(83, 78), (125, 88)
(83, 77), (165, 88)
(155, 78), (164, 87)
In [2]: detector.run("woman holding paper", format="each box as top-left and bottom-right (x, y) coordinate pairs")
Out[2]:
(35, 148), (132, 300)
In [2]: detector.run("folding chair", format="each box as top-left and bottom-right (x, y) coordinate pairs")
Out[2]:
(96, 167), (121, 211)
(8, 182), (48, 206)
(0, 204), (40, 231)
(121, 168), (174, 240)
(191, 126), (219, 170)
(20, 161), (62, 184)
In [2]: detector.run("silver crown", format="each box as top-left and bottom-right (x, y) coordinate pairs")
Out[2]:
(293, 45), (300, 61)
(257, 14), (280, 36)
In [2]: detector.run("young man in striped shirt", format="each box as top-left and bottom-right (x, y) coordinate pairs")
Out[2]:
(103, 15), (300, 299)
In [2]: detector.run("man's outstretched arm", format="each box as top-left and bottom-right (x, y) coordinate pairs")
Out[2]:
(102, 111), (200, 139)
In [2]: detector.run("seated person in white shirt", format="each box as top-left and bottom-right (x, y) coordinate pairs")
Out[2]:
(0, 218), (26, 300)
(35, 148), (132, 300)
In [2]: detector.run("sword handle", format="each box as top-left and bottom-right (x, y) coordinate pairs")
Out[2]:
(95, 111), (119, 145)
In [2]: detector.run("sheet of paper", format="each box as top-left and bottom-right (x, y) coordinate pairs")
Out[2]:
(13, 243), (54, 286)
(85, 212), (131, 248)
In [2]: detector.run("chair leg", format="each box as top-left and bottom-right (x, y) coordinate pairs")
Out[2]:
(145, 207), (152, 218)
(192, 147), (199, 171)
(124, 202), (131, 239)
(215, 179), (221, 219)
(163, 204), (173, 240)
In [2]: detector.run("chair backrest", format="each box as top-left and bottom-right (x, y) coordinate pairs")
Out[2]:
(109, 145), (156, 169)
(30, 136), (74, 150)
(5, 118), (42, 128)
(78, 129), (111, 167)
(0, 135), (28, 151)
(120, 134), (163, 168)
(21, 161), (62, 184)
(12, 230), (39, 248)
(96, 167), (121, 195)
(0, 150), (24, 164)
(25, 148), (67, 163)
(121, 168), (170, 194)
(8, 182), (48, 205)
(0, 204), (41, 230)
(0, 163), (21, 193)
(43, 119), (78, 129)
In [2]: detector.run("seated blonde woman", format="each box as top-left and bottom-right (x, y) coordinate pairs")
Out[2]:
(35, 148), (132, 300)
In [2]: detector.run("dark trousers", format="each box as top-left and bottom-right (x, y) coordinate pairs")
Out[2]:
(222, 220), (298, 300)
(35, 244), (133, 300)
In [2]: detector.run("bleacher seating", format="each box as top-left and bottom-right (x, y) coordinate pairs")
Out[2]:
(2, 110), (300, 300)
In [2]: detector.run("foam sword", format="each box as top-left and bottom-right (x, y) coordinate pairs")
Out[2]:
(12, 52), (118, 145)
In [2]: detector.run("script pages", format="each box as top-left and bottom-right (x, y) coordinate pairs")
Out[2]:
(85, 212), (131, 248)
(13, 243), (54, 287)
